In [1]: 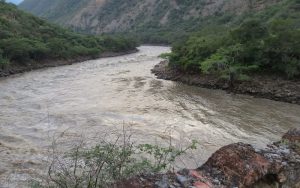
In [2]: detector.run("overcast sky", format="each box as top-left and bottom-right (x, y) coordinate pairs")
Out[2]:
(6, 0), (23, 4)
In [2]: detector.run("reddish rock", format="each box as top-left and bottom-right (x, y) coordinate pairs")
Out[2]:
(196, 129), (300, 187)
(115, 129), (300, 188)
(198, 143), (274, 187)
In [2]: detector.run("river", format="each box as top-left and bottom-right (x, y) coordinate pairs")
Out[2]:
(0, 46), (300, 187)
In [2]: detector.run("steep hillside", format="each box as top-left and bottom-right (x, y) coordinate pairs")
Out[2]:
(19, 0), (282, 43)
(167, 0), (300, 78)
(152, 0), (300, 103)
(0, 1), (137, 77)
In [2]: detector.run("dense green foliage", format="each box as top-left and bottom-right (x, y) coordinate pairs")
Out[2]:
(0, 1), (136, 70)
(169, 0), (300, 79)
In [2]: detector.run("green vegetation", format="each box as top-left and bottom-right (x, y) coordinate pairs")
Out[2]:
(30, 129), (197, 188)
(168, 0), (300, 79)
(0, 1), (136, 72)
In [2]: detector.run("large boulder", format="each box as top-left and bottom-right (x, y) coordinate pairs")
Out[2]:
(195, 129), (300, 187)
(115, 128), (300, 187)
(198, 143), (272, 187)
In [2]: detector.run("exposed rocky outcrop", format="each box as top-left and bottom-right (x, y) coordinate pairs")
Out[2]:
(19, 0), (280, 35)
(116, 128), (300, 187)
(152, 61), (300, 105)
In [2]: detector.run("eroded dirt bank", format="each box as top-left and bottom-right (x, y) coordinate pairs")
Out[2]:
(117, 128), (300, 188)
(152, 61), (300, 105)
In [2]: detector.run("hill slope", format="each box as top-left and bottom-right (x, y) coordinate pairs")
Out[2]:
(152, 0), (300, 103)
(167, 0), (300, 78)
(0, 1), (136, 76)
(19, 0), (282, 43)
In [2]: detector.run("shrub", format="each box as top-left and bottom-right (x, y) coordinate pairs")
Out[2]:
(169, 35), (224, 72)
(158, 52), (172, 60)
(34, 128), (198, 188)
(0, 55), (10, 70)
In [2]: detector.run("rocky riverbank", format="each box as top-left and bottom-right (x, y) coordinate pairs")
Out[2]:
(152, 61), (300, 105)
(116, 128), (300, 188)
(0, 49), (138, 78)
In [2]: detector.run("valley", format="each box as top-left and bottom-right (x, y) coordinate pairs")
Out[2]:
(0, 0), (299, 187)
(1, 46), (299, 187)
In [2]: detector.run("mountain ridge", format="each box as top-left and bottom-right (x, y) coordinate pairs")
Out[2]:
(19, 0), (282, 42)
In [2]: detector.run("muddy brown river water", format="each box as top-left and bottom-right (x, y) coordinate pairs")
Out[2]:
(0, 46), (300, 187)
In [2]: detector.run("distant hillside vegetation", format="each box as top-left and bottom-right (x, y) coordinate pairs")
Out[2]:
(0, 1), (137, 76)
(19, 0), (283, 43)
(168, 0), (300, 79)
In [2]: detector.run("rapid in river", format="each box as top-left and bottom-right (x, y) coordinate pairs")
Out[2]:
(0, 46), (300, 187)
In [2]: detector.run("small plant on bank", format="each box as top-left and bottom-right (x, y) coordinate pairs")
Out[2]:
(158, 53), (172, 60)
(138, 140), (198, 172)
(0, 55), (9, 70)
(31, 127), (198, 188)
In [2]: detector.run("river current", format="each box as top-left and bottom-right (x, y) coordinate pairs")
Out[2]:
(0, 46), (300, 187)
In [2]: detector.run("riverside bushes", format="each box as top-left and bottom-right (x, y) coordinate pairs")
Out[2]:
(0, 1), (137, 70)
(165, 0), (300, 79)
(169, 18), (300, 79)
(30, 128), (198, 188)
